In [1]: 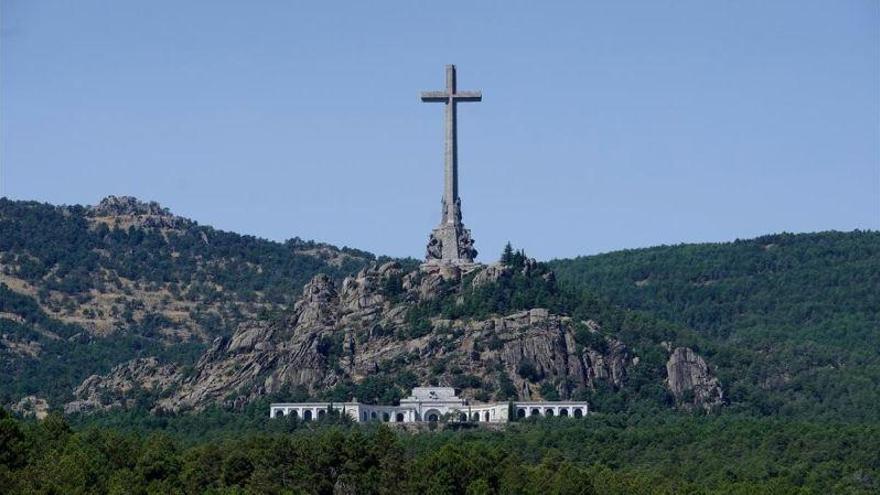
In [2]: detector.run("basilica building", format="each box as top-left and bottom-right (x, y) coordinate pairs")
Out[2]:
(269, 387), (590, 424)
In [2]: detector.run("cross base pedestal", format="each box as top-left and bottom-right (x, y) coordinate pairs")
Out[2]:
(425, 222), (477, 263)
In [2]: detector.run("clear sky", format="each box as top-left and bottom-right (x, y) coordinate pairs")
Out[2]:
(2, 1), (878, 260)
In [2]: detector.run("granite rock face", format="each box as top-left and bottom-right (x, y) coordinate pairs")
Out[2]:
(665, 347), (724, 411)
(64, 357), (180, 414)
(67, 263), (721, 414)
(156, 274), (344, 412)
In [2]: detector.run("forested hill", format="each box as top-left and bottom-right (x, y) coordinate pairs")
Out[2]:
(2, 196), (878, 423)
(548, 231), (880, 421)
(0, 196), (390, 406)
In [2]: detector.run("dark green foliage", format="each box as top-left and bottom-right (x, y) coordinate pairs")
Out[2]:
(539, 382), (560, 401)
(517, 361), (542, 382)
(549, 230), (880, 421)
(451, 373), (483, 390)
(3, 409), (878, 494)
(496, 374), (518, 400)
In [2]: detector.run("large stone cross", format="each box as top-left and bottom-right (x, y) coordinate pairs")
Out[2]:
(421, 65), (481, 226)
(421, 65), (481, 263)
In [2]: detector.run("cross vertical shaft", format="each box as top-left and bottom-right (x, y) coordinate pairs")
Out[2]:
(445, 65), (457, 221)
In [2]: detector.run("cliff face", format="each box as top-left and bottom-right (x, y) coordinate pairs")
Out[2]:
(68, 262), (723, 413)
(665, 347), (724, 411)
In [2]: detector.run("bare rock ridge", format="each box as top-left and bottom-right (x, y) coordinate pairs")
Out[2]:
(66, 262), (724, 414)
(65, 357), (179, 414)
(88, 195), (191, 230)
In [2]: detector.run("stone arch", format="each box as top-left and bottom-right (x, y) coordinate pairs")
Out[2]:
(396, 413), (405, 422)
(362, 412), (368, 422)
(545, 409), (554, 417)
(291, 410), (299, 419)
(531, 408), (541, 417)
(318, 409), (326, 419)
(484, 411), (490, 422)
(517, 408), (526, 419)
(559, 408), (569, 417)
(274, 409), (284, 418)
(382, 412), (390, 422)
(574, 408), (583, 418)
(459, 413), (467, 422)
(424, 409), (441, 422)
(304, 410), (313, 421)
(370, 411), (377, 421)
(471, 412), (480, 422)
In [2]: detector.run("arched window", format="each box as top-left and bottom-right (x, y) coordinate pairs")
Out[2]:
(559, 408), (569, 417)
(291, 410), (299, 419)
(371, 411), (377, 420)
(382, 412), (390, 422)
(396, 413), (405, 422)
(545, 409), (554, 417)
(362, 412), (368, 422)
(428, 413), (439, 422)
(274, 409), (284, 418)
(531, 408), (541, 417)
(304, 410), (313, 421)
(517, 408), (526, 419)
(459, 413), (467, 422)
(484, 411), (490, 422)
(574, 408), (583, 418)
(318, 410), (326, 419)
(472, 412), (480, 422)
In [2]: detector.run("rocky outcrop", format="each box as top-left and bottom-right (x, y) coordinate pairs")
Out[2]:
(64, 357), (179, 414)
(471, 263), (511, 288)
(665, 347), (723, 411)
(71, 262), (721, 415)
(155, 274), (344, 412)
(88, 195), (190, 229)
(143, 263), (637, 412)
(10, 395), (50, 419)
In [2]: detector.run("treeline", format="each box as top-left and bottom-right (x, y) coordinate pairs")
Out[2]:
(4, 408), (878, 494)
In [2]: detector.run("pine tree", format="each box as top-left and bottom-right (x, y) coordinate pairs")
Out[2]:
(501, 242), (514, 265)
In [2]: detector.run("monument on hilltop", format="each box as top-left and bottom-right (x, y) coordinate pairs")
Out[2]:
(421, 65), (481, 264)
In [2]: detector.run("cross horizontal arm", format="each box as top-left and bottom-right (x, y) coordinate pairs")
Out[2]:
(453, 91), (482, 102)
(421, 91), (448, 102)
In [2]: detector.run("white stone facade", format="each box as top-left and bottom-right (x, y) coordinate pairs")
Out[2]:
(269, 387), (589, 423)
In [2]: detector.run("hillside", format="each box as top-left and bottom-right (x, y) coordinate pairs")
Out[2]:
(549, 231), (880, 421)
(2, 197), (877, 423)
(0, 197), (387, 406)
(2, 197), (722, 416)
(61, 254), (725, 416)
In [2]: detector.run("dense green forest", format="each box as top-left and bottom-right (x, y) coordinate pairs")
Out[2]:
(2, 407), (877, 494)
(548, 231), (880, 422)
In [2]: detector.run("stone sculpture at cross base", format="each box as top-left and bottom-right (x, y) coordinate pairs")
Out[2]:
(421, 64), (481, 265)
(426, 199), (478, 263)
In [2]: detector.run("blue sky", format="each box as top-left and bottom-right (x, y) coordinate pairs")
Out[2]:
(2, 0), (877, 260)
